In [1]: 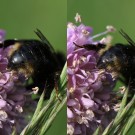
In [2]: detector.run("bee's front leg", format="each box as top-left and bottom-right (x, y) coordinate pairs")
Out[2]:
(54, 71), (62, 102)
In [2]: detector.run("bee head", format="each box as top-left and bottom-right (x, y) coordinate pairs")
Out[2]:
(97, 51), (113, 68)
(97, 47), (122, 72)
(8, 51), (34, 79)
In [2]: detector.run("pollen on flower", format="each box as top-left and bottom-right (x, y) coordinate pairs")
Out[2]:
(102, 104), (110, 112)
(77, 59), (80, 65)
(86, 110), (94, 120)
(106, 25), (116, 32)
(15, 105), (23, 113)
(82, 29), (90, 36)
(0, 110), (8, 121)
(100, 35), (113, 44)
(77, 117), (89, 127)
(69, 87), (75, 93)
(75, 13), (82, 23)
(80, 56), (87, 62)
(67, 124), (74, 135)
(106, 65), (113, 71)
(119, 86), (126, 94)
(32, 86), (39, 94)
(73, 60), (77, 67)
(98, 69), (105, 75)
(113, 103), (121, 112)
(86, 71), (90, 75)
(109, 71), (118, 81)
(67, 23), (76, 29)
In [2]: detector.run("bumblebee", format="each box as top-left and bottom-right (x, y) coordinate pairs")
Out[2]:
(2, 29), (65, 98)
(74, 30), (135, 92)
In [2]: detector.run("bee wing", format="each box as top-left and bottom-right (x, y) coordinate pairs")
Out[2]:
(35, 29), (56, 55)
(119, 29), (135, 47)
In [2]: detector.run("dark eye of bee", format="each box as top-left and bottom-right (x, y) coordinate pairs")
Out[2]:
(8, 51), (25, 68)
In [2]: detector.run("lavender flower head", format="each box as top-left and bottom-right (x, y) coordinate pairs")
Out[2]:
(0, 30), (30, 135)
(67, 15), (116, 135)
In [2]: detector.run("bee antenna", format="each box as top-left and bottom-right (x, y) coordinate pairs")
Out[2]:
(119, 29), (135, 46)
(34, 28), (55, 53)
(35, 28), (50, 45)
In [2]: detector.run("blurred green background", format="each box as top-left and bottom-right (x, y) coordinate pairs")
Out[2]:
(68, 0), (135, 135)
(0, 0), (66, 135)
(0, 0), (66, 53)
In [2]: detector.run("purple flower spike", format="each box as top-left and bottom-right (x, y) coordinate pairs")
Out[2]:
(67, 15), (117, 135)
(67, 23), (93, 55)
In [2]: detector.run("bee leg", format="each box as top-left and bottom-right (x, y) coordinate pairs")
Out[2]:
(73, 42), (106, 51)
(54, 72), (62, 102)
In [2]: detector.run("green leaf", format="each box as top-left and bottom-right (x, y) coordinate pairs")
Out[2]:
(93, 126), (102, 135)
(102, 121), (114, 135)
(107, 95), (135, 135)
(31, 90), (45, 121)
(11, 127), (17, 135)
(115, 87), (129, 119)
(122, 109), (135, 135)
(39, 97), (67, 135)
